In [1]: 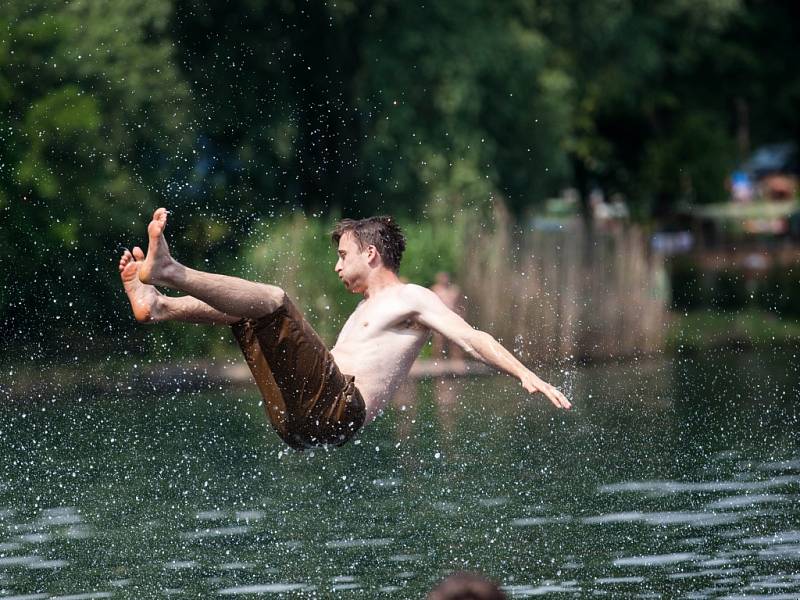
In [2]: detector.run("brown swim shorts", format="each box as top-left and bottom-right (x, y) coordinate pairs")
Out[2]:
(231, 296), (366, 450)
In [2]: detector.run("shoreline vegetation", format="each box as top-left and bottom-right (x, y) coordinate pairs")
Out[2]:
(668, 308), (800, 353)
(3, 310), (797, 402)
(5, 199), (798, 401)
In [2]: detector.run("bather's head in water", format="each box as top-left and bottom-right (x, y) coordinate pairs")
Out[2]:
(427, 571), (507, 600)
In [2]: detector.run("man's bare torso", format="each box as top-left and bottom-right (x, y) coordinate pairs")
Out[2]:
(330, 284), (430, 423)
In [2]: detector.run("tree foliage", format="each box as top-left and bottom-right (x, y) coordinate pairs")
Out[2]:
(0, 0), (191, 352)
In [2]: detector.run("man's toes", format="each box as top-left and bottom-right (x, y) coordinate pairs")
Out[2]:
(121, 261), (138, 279)
(148, 210), (168, 237)
(132, 246), (145, 261)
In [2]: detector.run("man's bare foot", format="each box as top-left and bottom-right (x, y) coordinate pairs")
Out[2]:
(139, 207), (177, 286)
(119, 247), (162, 323)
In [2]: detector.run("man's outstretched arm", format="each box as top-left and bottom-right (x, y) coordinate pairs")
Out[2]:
(404, 285), (571, 410)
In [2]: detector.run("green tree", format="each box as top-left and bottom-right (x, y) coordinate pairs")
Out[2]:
(535, 0), (747, 212)
(0, 0), (191, 354)
(356, 1), (573, 214)
(173, 0), (574, 217)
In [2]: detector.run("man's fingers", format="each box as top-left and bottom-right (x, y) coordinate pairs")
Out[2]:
(556, 390), (572, 410)
(522, 379), (572, 410)
(548, 386), (571, 410)
(535, 383), (572, 410)
(547, 388), (567, 409)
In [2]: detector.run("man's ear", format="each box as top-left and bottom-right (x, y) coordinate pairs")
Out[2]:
(366, 244), (379, 265)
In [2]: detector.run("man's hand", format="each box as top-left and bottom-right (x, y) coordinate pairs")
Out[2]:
(520, 371), (572, 410)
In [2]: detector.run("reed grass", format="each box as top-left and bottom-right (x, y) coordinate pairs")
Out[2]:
(460, 201), (668, 363)
(244, 199), (669, 363)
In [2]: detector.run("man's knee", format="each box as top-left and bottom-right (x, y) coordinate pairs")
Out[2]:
(271, 286), (289, 311)
(252, 284), (288, 317)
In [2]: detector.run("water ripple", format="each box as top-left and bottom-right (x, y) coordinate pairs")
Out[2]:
(595, 576), (646, 584)
(29, 558), (69, 569)
(50, 593), (113, 600)
(582, 511), (643, 524)
(718, 595), (800, 600)
(234, 510), (264, 521)
(756, 459), (800, 471)
(510, 515), (572, 526)
(0, 555), (41, 566)
(613, 552), (700, 567)
(389, 554), (422, 562)
(503, 581), (579, 596)
(372, 478), (402, 488)
(217, 583), (309, 595)
(757, 544), (800, 559)
(180, 525), (250, 539)
(196, 509), (226, 521)
(330, 583), (361, 591)
(705, 494), (790, 509)
(599, 476), (799, 494)
(582, 511), (740, 527)
(741, 530), (800, 545)
(39, 508), (81, 526)
(0, 541), (22, 552)
(325, 537), (392, 548)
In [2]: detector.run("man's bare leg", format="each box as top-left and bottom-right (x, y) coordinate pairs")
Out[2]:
(120, 246), (239, 325)
(139, 208), (286, 320)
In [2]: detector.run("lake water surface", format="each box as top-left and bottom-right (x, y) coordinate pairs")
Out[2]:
(1, 348), (799, 598)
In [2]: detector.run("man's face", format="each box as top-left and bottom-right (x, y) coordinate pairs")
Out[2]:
(334, 232), (371, 293)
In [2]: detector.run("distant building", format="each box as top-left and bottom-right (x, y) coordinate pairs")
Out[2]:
(740, 142), (798, 202)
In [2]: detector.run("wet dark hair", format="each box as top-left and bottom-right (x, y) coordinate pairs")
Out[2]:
(427, 572), (507, 600)
(331, 216), (406, 272)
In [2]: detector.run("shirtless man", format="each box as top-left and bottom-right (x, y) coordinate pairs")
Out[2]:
(119, 209), (571, 450)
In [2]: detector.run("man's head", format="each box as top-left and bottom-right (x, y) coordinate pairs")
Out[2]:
(331, 216), (405, 292)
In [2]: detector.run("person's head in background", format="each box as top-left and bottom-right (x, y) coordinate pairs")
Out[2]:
(434, 271), (452, 287)
(427, 572), (507, 600)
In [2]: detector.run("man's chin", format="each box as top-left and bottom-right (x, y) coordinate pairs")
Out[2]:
(342, 281), (363, 294)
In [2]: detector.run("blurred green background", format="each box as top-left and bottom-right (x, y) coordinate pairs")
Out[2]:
(1, 0), (799, 363)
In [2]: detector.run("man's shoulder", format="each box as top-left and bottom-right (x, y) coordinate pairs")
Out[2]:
(395, 283), (434, 302)
(391, 283), (445, 314)
(400, 282), (429, 294)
